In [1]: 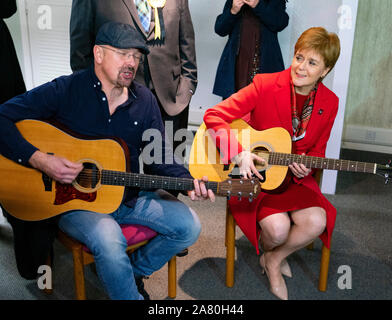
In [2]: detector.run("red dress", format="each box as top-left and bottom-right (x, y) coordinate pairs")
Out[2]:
(256, 92), (318, 221)
(204, 68), (339, 255)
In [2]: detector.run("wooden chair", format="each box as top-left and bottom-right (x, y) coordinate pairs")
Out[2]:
(47, 224), (177, 299)
(224, 170), (331, 291)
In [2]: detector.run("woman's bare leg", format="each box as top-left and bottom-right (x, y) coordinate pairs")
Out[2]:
(259, 207), (326, 299)
(267, 207), (326, 265)
(258, 212), (291, 251)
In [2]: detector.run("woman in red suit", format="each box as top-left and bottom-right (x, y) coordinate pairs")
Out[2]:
(204, 27), (340, 300)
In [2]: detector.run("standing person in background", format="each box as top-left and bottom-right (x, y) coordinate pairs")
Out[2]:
(213, 0), (289, 100)
(0, 0), (26, 104)
(70, 0), (197, 157)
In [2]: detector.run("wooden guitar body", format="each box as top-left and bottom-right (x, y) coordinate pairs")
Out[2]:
(0, 120), (127, 221)
(0, 120), (262, 221)
(189, 119), (292, 192)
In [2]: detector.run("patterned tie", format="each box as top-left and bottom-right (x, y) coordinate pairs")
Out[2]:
(135, 0), (151, 33)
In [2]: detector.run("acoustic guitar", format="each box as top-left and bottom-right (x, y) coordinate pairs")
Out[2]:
(188, 119), (391, 192)
(0, 120), (261, 221)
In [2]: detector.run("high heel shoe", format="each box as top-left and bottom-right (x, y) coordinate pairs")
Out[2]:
(260, 254), (288, 300)
(260, 255), (292, 278)
(280, 259), (292, 278)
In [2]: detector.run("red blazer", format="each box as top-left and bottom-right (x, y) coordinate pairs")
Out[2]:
(204, 67), (339, 251)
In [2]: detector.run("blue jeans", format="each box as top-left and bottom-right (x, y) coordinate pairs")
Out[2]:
(58, 190), (201, 300)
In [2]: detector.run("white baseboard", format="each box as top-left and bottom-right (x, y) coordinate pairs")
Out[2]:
(342, 125), (392, 154)
(342, 142), (392, 154)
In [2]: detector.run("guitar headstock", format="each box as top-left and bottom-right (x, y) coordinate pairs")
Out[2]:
(376, 160), (392, 184)
(218, 178), (261, 202)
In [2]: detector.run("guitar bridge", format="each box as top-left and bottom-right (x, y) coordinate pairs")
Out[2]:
(41, 152), (54, 191)
(228, 170), (266, 181)
(42, 173), (52, 191)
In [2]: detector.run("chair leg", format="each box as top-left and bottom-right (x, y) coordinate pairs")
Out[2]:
(168, 256), (177, 298)
(71, 246), (87, 300)
(225, 208), (229, 247)
(318, 244), (331, 292)
(225, 209), (236, 288)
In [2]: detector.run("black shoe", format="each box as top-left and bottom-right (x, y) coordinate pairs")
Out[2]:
(135, 276), (150, 300)
(176, 248), (189, 257)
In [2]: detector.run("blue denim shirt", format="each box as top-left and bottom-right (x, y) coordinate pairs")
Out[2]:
(0, 66), (192, 206)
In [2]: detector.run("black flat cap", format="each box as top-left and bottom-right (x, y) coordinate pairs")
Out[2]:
(95, 22), (149, 55)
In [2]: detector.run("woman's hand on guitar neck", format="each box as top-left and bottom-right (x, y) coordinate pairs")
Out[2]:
(231, 150), (265, 180)
(188, 176), (215, 202)
(29, 150), (84, 184)
(289, 153), (312, 179)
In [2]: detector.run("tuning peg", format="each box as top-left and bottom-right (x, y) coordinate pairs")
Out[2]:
(248, 193), (253, 202)
(237, 191), (242, 201)
(226, 190), (231, 200)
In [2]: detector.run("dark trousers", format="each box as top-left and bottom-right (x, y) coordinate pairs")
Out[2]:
(152, 90), (190, 163)
(159, 105), (189, 153)
(2, 208), (58, 279)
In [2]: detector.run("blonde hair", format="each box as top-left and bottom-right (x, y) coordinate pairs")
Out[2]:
(294, 27), (341, 72)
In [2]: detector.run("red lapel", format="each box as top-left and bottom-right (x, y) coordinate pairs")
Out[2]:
(274, 68), (292, 135)
(306, 82), (330, 136)
(273, 69), (331, 138)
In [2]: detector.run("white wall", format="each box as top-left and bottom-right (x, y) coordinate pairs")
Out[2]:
(4, 2), (25, 79)
(188, 0), (227, 126)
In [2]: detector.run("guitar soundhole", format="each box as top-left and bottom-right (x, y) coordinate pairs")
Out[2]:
(253, 146), (269, 171)
(75, 162), (101, 189)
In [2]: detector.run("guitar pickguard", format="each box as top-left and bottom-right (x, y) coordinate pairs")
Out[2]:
(54, 182), (96, 205)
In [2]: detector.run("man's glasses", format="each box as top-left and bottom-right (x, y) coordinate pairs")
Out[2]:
(100, 46), (144, 63)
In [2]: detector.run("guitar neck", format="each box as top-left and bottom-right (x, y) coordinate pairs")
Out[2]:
(269, 153), (377, 174)
(101, 170), (219, 193)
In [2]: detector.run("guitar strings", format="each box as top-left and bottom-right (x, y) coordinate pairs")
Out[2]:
(269, 152), (375, 173)
(75, 170), (219, 191)
(74, 170), (256, 195)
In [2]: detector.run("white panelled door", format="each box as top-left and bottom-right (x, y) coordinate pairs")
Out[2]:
(22, 0), (72, 88)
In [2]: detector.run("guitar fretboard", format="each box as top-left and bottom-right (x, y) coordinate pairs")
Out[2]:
(101, 170), (219, 193)
(269, 153), (376, 174)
